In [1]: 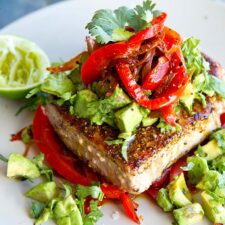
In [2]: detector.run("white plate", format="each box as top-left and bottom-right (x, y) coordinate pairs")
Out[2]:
(0, 0), (225, 224)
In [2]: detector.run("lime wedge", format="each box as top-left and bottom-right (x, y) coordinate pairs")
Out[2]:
(0, 35), (50, 100)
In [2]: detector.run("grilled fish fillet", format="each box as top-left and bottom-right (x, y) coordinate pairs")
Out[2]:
(46, 58), (225, 194)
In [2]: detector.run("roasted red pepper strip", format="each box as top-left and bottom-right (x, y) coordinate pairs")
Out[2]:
(151, 167), (171, 188)
(120, 193), (140, 224)
(100, 183), (123, 199)
(33, 106), (92, 186)
(81, 42), (130, 85)
(146, 187), (159, 201)
(221, 112), (225, 128)
(142, 56), (170, 90)
(81, 13), (167, 85)
(116, 61), (188, 110)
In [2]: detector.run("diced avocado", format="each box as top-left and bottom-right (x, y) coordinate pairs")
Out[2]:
(212, 155), (225, 173)
(168, 173), (192, 207)
(73, 89), (98, 118)
(25, 182), (60, 203)
(142, 117), (158, 127)
(156, 188), (174, 212)
(115, 102), (143, 133)
(180, 83), (195, 113)
(173, 203), (204, 225)
(201, 191), (225, 223)
(196, 170), (221, 191)
(186, 156), (209, 185)
(197, 140), (223, 161)
(34, 208), (51, 225)
(53, 196), (83, 225)
(105, 87), (131, 109)
(7, 153), (40, 179)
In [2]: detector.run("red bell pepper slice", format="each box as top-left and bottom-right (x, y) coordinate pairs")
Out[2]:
(221, 112), (225, 128)
(146, 187), (160, 201)
(100, 183), (123, 199)
(169, 154), (188, 182)
(81, 13), (167, 85)
(120, 193), (140, 224)
(33, 106), (93, 186)
(81, 42), (130, 85)
(151, 167), (171, 188)
(116, 61), (188, 110)
(142, 56), (170, 90)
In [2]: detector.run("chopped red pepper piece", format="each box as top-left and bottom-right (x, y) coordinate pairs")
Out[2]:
(142, 56), (170, 90)
(100, 183), (123, 199)
(120, 193), (140, 224)
(169, 154), (188, 182)
(33, 106), (93, 186)
(151, 167), (171, 188)
(146, 187), (160, 201)
(221, 112), (225, 128)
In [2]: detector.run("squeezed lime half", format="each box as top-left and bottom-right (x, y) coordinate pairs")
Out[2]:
(0, 35), (50, 100)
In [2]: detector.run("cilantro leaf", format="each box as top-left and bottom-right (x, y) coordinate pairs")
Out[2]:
(112, 28), (133, 42)
(34, 153), (53, 181)
(29, 201), (46, 219)
(83, 200), (103, 225)
(0, 154), (8, 163)
(76, 183), (104, 201)
(86, 1), (161, 44)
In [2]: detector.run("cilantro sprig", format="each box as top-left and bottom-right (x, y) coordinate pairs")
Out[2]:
(86, 0), (161, 44)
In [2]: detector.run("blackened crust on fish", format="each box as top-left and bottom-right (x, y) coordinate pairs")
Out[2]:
(46, 61), (225, 194)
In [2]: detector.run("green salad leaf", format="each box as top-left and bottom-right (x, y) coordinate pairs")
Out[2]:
(0, 154), (8, 162)
(210, 129), (225, 151)
(86, 0), (160, 44)
(29, 202), (46, 219)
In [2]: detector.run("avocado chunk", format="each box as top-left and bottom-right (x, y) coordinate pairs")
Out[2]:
(212, 154), (225, 173)
(196, 170), (221, 191)
(7, 153), (40, 179)
(115, 102), (143, 133)
(186, 156), (209, 185)
(156, 188), (174, 212)
(180, 83), (195, 113)
(196, 140), (223, 161)
(25, 182), (60, 203)
(167, 173), (192, 207)
(173, 203), (204, 225)
(73, 89), (98, 118)
(53, 195), (83, 225)
(201, 191), (225, 223)
(142, 117), (158, 127)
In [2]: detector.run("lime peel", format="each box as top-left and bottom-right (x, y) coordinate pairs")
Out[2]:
(0, 35), (50, 99)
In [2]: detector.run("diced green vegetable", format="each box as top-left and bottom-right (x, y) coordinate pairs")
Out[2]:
(210, 128), (225, 151)
(195, 140), (223, 161)
(183, 156), (209, 185)
(196, 170), (221, 191)
(156, 188), (173, 212)
(7, 153), (40, 179)
(115, 102), (143, 133)
(25, 182), (60, 203)
(173, 203), (204, 225)
(201, 191), (225, 223)
(167, 173), (192, 208)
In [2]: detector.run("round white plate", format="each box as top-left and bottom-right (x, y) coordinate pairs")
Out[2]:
(0, 0), (225, 224)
